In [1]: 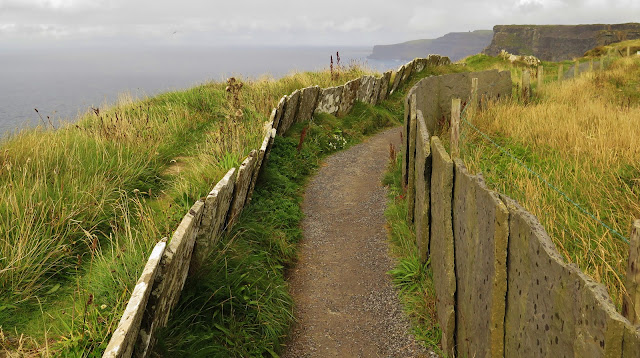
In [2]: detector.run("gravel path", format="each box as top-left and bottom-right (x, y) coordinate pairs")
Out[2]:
(282, 127), (432, 358)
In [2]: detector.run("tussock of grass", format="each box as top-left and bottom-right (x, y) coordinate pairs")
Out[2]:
(460, 55), (640, 306)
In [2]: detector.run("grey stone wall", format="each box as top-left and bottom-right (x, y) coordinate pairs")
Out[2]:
(404, 68), (640, 358)
(411, 69), (511, 136)
(429, 137), (455, 357)
(414, 110), (431, 263)
(453, 161), (508, 358)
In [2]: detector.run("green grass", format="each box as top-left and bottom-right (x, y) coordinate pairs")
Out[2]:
(0, 66), (373, 355)
(383, 154), (442, 354)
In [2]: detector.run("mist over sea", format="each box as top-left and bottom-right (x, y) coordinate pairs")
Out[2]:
(0, 46), (402, 137)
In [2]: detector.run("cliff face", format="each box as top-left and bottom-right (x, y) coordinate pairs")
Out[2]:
(369, 30), (493, 62)
(483, 23), (640, 61)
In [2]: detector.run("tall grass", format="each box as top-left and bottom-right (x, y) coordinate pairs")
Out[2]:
(0, 65), (372, 355)
(460, 55), (640, 306)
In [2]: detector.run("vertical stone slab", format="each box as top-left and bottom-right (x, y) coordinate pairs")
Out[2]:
(136, 200), (204, 356)
(337, 78), (361, 117)
(356, 75), (376, 104)
(401, 92), (411, 186)
(197, 168), (237, 248)
(296, 86), (320, 123)
(414, 58), (428, 73)
(414, 110), (431, 263)
(623, 324), (640, 357)
(390, 65), (405, 95)
(246, 130), (272, 204)
(455, 170), (509, 358)
(502, 196), (629, 358)
(104, 239), (166, 358)
(623, 220), (640, 324)
(407, 94), (417, 223)
(378, 70), (392, 102)
(272, 96), (286, 133)
(279, 89), (301, 134)
(227, 151), (257, 227)
(370, 77), (382, 106)
(401, 59), (415, 84)
(429, 137), (456, 357)
(314, 86), (343, 116)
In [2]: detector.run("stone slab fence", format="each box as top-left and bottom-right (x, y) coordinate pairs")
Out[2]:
(403, 71), (640, 357)
(102, 54), (451, 358)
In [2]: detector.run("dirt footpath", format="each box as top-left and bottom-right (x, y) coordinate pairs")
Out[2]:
(282, 127), (431, 358)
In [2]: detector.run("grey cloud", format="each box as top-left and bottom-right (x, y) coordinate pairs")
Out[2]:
(1, 0), (639, 47)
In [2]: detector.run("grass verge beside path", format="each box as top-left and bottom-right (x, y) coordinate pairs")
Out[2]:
(383, 154), (442, 355)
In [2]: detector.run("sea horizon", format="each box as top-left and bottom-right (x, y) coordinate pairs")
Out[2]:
(0, 45), (403, 138)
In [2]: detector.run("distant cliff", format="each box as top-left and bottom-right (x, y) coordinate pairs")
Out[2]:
(483, 23), (640, 61)
(369, 30), (493, 62)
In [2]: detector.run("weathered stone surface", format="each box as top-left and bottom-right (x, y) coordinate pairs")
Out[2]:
(427, 54), (451, 66)
(401, 91), (411, 186)
(401, 59), (415, 84)
(413, 58), (428, 73)
(378, 71), (392, 103)
(104, 239), (166, 358)
(413, 76), (440, 136)
(137, 200), (204, 356)
(227, 150), (258, 227)
(454, 166), (508, 358)
(314, 86), (343, 116)
(279, 89), (300, 134)
(337, 78), (361, 117)
(414, 110), (431, 263)
(246, 129), (272, 204)
(413, 69), (512, 135)
(623, 324), (640, 357)
(406, 94), (417, 223)
(429, 137), (456, 357)
(296, 86), (320, 123)
(623, 220), (640, 324)
(272, 96), (286, 132)
(502, 196), (631, 358)
(356, 75), (376, 104)
(197, 168), (237, 248)
(390, 65), (405, 94)
(370, 77), (381, 106)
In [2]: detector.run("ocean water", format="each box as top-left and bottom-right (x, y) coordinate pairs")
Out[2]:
(0, 46), (403, 137)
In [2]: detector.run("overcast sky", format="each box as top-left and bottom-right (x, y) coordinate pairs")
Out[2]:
(1, 0), (639, 48)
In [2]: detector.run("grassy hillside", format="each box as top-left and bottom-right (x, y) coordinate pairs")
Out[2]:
(0, 65), (371, 355)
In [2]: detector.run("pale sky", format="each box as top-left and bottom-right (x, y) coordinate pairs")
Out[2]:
(1, 0), (639, 47)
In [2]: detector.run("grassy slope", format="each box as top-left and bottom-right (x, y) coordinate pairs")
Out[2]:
(0, 66), (372, 355)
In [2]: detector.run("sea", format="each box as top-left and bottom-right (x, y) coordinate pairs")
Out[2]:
(0, 46), (403, 137)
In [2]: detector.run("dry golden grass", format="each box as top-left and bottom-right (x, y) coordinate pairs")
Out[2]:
(462, 56), (640, 307)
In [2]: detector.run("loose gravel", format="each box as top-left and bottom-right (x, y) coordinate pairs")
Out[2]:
(282, 127), (435, 358)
